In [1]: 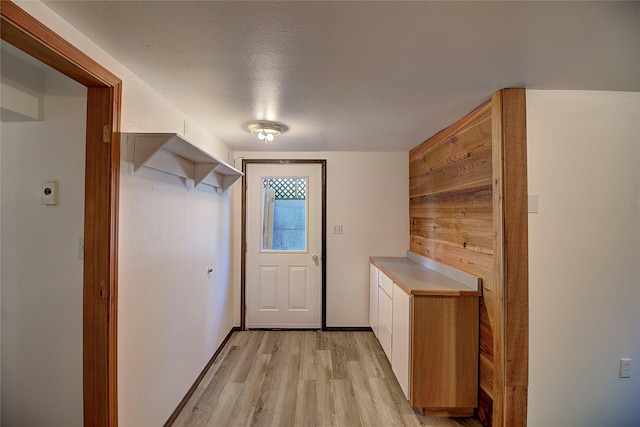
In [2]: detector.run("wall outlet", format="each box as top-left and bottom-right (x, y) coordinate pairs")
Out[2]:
(41, 181), (59, 205)
(332, 224), (343, 234)
(620, 358), (632, 378)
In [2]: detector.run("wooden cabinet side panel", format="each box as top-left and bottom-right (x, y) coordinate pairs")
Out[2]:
(411, 296), (479, 410)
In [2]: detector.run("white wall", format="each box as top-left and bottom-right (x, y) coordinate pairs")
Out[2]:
(233, 152), (409, 327)
(15, 1), (230, 160)
(1, 64), (87, 426)
(527, 90), (640, 426)
(0, 96), (2, 426)
(0, 87), (2, 427)
(118, 162), (234, 426)
(11, 2), (238, 426)
(0, 48), (44, 121)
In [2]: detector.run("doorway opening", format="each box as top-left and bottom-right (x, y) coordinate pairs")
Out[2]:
(1, 3), (121, 425)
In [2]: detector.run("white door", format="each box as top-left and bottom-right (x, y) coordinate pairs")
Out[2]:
(245, 162), (323, 328)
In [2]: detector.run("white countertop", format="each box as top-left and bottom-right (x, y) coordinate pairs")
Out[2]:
(370, 254), (482, 297)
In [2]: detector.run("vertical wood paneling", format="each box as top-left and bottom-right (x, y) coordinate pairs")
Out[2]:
(493, 89), (529, 427)
(490, 92), (506, 427)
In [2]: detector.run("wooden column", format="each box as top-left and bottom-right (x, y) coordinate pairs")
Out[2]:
(492, 88), (529, 426)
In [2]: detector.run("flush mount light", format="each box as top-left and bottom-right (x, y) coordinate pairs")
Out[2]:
(246, 121), (288, 143)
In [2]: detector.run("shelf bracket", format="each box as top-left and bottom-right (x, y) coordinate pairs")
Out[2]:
(131, 134), (172, 171)
(194, 162), (219, 187)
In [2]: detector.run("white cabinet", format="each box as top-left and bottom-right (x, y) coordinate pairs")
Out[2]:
(369, 263), (378, 336)
(369, 255), (481, 417)
(370, 267), (394, 360)
(378, 271), (393, 361)
(392, 283), (411, 399)
(370, 267), (409, 388)
(377, 285), (393, 360)
(378, 270), (394, 296)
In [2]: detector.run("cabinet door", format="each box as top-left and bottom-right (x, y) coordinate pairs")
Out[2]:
(369, 263), (379, 336)
(392, 283), (411, 400)
(377, 286), (393, 360)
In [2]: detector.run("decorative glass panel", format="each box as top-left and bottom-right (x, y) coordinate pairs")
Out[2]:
(261, 177), (307, 251)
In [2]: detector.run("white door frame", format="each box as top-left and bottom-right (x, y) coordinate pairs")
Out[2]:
(241, 159), (326, 330)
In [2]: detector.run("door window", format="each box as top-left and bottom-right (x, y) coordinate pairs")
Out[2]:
(261, 177), (307, 252)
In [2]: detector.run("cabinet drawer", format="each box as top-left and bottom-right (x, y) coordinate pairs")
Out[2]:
(377, 314), (393, 361)
(378, 271), (394, 297)
(378, 286), (393, 331)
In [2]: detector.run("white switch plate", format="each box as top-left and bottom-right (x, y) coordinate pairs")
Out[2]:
(528, 194), (539, 213)
(78, 237), (84, 260)
(332, 225), (343, 234)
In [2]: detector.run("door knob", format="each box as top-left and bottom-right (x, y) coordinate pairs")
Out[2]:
(312, 254), (319, 262)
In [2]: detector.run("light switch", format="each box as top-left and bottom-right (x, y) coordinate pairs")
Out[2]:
(528, 194), (539, 214)
(78, 237), (84, 260)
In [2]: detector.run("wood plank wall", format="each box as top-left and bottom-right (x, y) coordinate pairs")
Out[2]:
(409, 89), (528, 427)
(409, 102), (494, 425)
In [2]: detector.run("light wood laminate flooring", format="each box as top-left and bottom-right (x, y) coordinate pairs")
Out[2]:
(172, 331), (482, 427)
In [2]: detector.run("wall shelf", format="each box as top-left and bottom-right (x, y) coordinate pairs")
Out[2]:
(125, 133), (242, 191)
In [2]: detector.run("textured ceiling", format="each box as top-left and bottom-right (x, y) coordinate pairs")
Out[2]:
(42, 1), (639, 152)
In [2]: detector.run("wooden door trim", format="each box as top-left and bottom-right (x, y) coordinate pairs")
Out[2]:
(241, 159), (327, 330)
(1, 1), (122, 426)
(491, 88), (529, 426)
(0, 1), (119, 87)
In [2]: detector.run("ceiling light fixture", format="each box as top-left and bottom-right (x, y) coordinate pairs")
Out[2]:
(246, 121), (288, 143)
